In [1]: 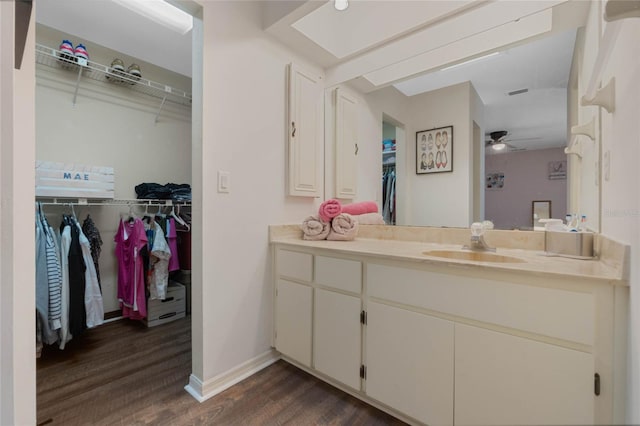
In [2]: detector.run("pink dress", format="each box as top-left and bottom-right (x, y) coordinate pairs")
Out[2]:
(167, 218), (180, 272)
(114, 218), (148, 320)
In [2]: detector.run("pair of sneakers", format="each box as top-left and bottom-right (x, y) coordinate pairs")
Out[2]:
(58, 39), (89, 66)
(107, 59), (142, 84)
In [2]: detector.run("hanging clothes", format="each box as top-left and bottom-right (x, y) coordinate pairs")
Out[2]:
(147, 221), (171, 300)
(58, 218), (72, 349)
(114, 217), (148, 320)
(382, 168), (396, 225)
(167, 218), (180, 273)
(82, 214), (103, 290)
(36, 213), (57, 346)
(65, 215), (87, 339)
(76, 220), (104, 328)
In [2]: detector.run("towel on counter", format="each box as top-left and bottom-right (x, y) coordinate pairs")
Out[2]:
(318, 199), (342, 222)
(351, 212), (385, 225)
(300, 215), (331, 240)
(327, 213), (359, 241)
(342, 201), (378, 216)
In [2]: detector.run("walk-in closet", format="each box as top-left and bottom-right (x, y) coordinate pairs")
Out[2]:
(34, 1), (196, 422)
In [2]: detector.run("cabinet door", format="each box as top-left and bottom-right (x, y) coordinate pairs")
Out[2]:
(275, 279), (312, 367)
(335, 87), (358, 199)
(366, 301), (454, 426)
(287, 63), (323, 197)
(455, 324), (594, 425)
(314, 288), (361, 390)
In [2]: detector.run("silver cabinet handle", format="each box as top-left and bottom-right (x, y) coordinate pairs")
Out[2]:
(355, 143), (359, 155)
(292, 121), (296, 137)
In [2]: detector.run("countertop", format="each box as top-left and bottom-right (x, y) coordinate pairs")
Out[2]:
(269, 225), (629, 284)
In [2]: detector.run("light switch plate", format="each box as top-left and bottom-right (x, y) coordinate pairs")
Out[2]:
(218, 171), (230, 193)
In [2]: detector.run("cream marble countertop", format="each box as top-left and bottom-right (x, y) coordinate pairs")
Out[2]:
(269, 225), (629, 284)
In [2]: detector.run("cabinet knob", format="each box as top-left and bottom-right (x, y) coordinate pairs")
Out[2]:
(355, 143), (359, 155)
(292, 121), (296, 138)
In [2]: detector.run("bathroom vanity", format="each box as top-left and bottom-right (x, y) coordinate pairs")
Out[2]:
(270, 225), (629, 426)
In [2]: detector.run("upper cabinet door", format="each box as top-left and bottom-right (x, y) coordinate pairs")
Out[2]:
(288, 63), (324, 197)
(334, 88), (358, 199)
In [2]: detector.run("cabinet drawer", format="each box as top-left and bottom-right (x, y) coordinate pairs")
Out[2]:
(277, 249), (313, 282)
(315, 255), (361, 293)
(367, 263), (594, 345)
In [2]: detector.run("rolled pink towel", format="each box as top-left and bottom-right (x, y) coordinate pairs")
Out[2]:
(318, 199), (342, 222)
(327, 213), (359, 241)
(300, 215), (330, 240)
(342, 201), (378, 216)
(351, 212), (385, 225)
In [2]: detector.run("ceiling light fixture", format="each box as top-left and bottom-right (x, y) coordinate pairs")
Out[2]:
(335, 0), (349, 11)
(441, 51), (500, 72)
(492, 142), (506, 151)
(111, 0), (193, 35)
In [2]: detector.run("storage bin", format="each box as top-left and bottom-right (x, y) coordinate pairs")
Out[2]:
(146, 281), (186, 327)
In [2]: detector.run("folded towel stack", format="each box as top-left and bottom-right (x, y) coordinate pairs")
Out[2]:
(327, 213), (359, 241)
(300, 215), (331, 240)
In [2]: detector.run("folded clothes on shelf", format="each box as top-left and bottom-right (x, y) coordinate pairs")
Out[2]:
(135, 182), (191, 201)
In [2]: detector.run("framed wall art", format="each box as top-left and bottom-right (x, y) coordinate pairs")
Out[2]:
(416, 126), (453, 174)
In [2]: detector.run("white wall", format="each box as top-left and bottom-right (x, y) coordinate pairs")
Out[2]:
(194, 0), (322, 392)
(35, 25), (192, 313)
(0, 1), (37, 424)
(406, 82), (475, 227)
(595, 10), (640, 423)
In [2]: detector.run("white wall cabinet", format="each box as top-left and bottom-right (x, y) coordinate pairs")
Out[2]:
(334, 87), (358, 199)
(314, 288), (361, 390)
(454, 323), (594, 426)
(287, 63), (324, 197)
(366, 301), (454, 426)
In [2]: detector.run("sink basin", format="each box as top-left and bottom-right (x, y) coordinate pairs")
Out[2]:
(422, 249), (526, 264)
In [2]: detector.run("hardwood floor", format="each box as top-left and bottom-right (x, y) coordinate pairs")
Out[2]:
(37, 317), (406, 425)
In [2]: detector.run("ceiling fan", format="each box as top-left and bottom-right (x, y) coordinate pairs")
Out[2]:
(485, 130), (532, 152)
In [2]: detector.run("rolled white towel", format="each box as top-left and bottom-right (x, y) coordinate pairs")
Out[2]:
(350, 212), (385, 225)
(300, 215), (330, 240)
(327, 213), (359, 241)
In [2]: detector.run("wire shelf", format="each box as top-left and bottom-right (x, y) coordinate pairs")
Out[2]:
(35, 43), (192, 108)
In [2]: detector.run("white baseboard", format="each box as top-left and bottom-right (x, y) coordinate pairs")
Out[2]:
(184, 349), (280, 402)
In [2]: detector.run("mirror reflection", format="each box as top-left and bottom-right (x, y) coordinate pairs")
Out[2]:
(373, 29), (578, 230)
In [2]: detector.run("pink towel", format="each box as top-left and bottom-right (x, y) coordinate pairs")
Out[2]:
(300, 215), (330, 241)
(318, 199), (342, 222)
(327, 213), (359, 241)
(342, 201), (378, 216)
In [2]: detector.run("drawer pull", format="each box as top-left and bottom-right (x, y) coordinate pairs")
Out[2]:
(159, 312), (177, 320)
(161, 297), (175, 303)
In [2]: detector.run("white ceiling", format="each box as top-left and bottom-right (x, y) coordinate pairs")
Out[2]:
(35, 0), (192, 77)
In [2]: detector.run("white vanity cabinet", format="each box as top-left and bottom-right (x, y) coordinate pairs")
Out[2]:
(274, 249), (313, 367)
(313, 255), (362, 390)
(272, 244), (624, 425)
(454, 323), (593, 426)
(366, 301), (454, 426)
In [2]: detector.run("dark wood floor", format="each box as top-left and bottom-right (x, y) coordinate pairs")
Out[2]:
(37, 317), (406, 425)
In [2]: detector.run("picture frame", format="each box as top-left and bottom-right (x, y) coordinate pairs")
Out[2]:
(416, 126), (453, 174)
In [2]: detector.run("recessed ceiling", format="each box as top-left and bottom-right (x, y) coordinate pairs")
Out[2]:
(291, 0), (474, 59)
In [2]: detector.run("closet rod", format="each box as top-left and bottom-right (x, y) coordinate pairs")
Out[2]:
(36, 198), (191, 207)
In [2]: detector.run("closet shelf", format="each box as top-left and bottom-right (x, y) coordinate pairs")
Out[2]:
(35, 44), (192, 109)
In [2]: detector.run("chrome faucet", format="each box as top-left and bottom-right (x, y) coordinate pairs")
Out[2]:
(463, 222), (496, 252)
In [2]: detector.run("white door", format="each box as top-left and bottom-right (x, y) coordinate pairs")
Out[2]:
(275, 279), (312, 367)
(455, 323), (594, 425)
(314, 288), (361, 390)
(335, 87), (358, 199)
(287, 63), (323, 197)
(366, 301), (454, 426)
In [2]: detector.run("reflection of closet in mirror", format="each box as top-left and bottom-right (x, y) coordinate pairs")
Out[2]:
(382, 120), (397, 225)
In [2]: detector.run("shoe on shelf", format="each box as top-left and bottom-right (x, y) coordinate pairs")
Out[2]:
(58, 39), (76, 66)
(106, 58), (126, 83)
(127, 63), (142, 82)
(74, 43), (89, 65)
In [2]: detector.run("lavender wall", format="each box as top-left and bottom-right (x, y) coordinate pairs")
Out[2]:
(485, 147), (567, 230)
